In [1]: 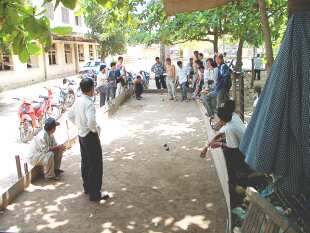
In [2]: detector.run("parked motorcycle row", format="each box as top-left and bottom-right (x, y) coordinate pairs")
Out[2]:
(13, 79), (77, 143)
(13, 68), (150, 143)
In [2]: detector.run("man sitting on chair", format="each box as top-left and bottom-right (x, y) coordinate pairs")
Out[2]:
(29, 117), (65, 181)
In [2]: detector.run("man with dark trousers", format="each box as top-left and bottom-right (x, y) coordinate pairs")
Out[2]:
(68, 78), (109, 202)
(151, 57), (166, 90)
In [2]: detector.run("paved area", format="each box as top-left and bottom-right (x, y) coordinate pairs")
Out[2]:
(0, 93), (227, 233)
(0, 77), (80, 193)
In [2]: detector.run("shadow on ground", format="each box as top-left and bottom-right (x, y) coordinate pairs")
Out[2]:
(0, 94), (227, 233)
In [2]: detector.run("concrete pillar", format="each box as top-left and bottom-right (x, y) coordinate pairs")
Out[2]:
(73, 40), (79, 74)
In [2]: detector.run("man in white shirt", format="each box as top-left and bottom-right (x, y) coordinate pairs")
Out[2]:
(68, 78), (109, 202)
(29, 118), (65, 181)
(176, 61), (189, 101)
(254, 54), (262, 80)
(96, 65), (108, 107)
(200, 106), (250, 207)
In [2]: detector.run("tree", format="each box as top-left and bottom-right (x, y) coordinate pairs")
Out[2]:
(0, 0), (131, 63)
(132, 0), (232, 54)
(258, 0), (274, 73)
(82, 0), (144, 60)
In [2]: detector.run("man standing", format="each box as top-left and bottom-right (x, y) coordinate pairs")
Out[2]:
(254, 54), (262, 80)
(151, 57), (166, 90)
(215, 54), (231, 107)
(96, 65), (108, 107)
(29, 117), (65, 181)
(176, 61), (189, 101)
(107, 62), (117, 101)
(116, 56), (126, 96)
(68, 78), (109, 202)
(165, 58), (177, 100)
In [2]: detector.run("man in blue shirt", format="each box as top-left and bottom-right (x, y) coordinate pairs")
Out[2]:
(151, 57), (167, 90)
(107, 62), (117, 101)
(215, 54), (231, 107)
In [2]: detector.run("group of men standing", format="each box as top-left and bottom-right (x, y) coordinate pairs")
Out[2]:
(96, 56), (127, 107)
(150, 51), (232, 109)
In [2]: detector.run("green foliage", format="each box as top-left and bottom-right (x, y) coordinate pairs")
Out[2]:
(0, 0), (110, 63)
(82, 0), (143, 59)
(0, 0), (288, 63)
(52, 26), (73, 36)
(132, 0), (287, 54)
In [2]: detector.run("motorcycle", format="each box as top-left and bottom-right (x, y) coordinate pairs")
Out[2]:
(139, 71), (150, 89)
(13, 88), (60, 143)
(53, 79), (76, 112)
(77, 70), (97, 102)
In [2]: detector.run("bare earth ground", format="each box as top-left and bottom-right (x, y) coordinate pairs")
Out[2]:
(0, 93), (227, 233)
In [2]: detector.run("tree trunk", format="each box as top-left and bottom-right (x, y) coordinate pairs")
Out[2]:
(257, 0), (274, 74)
(288, 0), (310, 16)
(160, 42), (166, 64)
(213, 33), (219, 54)
(235, 37), (244, 72)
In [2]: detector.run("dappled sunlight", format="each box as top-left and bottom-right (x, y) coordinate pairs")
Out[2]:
(0, 93), (226, 233)
(36, 214), (69, 231)
(145, 122), (196, 136)
(5, 225), (21, 233)
(173, 215), (211, 230)
(54, 192), (83, 203)
(152, 216), (163, 226)
(26, 182), (64, 192)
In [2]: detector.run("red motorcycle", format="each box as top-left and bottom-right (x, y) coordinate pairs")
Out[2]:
(13, 88), (61, 143)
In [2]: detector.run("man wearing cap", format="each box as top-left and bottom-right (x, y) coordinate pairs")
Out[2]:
(68, 78), (109, 202)
(28, 118), (65, 181)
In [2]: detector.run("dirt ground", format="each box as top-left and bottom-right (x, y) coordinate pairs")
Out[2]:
(0, 93), (227, 233)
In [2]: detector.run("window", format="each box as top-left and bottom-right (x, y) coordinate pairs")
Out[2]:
(44, 2), (54, 20)
(78, 44), (85, 62)
(61, 7), (69, 24)
(48, 44), (57, 65)
(89, 45), (94, 59)
(75, 16), (82, 26)
(27, 56), (39, 69)
(64, 44), (72, 64)
(96, 45), (101, 59)
(0, 52), (13, 71)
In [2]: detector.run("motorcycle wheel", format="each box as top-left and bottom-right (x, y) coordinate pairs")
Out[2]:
(20, 120), (34, 143)
(46, 105), (61, 120)
(64, 92), (75, 108)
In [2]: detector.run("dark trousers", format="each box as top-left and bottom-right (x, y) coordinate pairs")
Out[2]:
(254, 69), (261, 80)
(99, 91), (106, 107)
(155, 75), (167, 89)
(135, 83), (143, 98)
(223, 147), (251, 207)
(79, 132), (103, 200)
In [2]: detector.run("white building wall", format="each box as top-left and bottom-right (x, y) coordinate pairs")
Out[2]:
(0, 2), (98, 90)
(50, 5), (89, 35)
(0, 41), (97, 90)
(0, 54), (45, 91)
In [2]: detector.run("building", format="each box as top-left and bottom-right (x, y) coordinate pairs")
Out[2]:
(0, 2), (99, 90)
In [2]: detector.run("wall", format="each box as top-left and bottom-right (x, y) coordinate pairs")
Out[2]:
(0, 41), (97, 91)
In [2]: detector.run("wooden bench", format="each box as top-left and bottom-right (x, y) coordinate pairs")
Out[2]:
(241, 187), (299, 233)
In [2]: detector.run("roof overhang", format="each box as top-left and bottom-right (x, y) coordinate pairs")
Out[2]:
(164, 0), (230, 16)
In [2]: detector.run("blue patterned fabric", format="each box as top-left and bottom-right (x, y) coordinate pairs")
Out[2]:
(240, 11), (310, 194)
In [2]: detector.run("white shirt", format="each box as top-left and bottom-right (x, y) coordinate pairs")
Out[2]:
(28, 130), (57, 166)
(219, 113), (246, 149)
(68, 94), (98, 137)
(204, 68), (218, 88)
(177, 66), (188, 84)
(97, 72), (108, 87)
